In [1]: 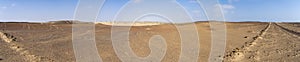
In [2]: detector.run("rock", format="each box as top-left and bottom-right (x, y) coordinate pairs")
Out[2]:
(244, 36), (248, 38)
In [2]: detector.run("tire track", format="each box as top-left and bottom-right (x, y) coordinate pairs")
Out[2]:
(224, 22), (272, 61)
(274, 23), (300, 37)
(0, 32), (53, 62)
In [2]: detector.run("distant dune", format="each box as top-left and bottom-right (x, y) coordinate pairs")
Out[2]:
(95, 22), (163, 26)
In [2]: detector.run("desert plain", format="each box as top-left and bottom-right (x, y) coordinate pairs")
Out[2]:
(0, 21), (299, 62)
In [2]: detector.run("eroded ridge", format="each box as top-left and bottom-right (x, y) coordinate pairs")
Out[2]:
(224, 22), (272, 61)
(0, 32), (53, 62)
(275, 23), (300, 37)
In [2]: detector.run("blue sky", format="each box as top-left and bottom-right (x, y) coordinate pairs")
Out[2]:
(0, 0), (299, 22)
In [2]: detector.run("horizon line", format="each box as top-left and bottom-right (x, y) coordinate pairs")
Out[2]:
(0, 19), (299, 23)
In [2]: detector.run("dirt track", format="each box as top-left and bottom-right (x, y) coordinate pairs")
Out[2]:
(224, 23), (300, 62)
(0, 22), (299, 62)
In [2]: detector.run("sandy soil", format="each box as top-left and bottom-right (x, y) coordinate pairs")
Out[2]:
(0, 22), (299, 62)
(224, 23), (300, 62)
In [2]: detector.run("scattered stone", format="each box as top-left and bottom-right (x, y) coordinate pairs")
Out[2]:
(218, 55), (222, 57)
(1, 32), (17, 42)
(244, 36), (248, 38)
(257, 37), (263, 39)
(232, 51), (236, 53)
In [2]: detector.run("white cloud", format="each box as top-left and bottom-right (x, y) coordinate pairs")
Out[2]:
(0, 3), (16, 10)
(1, 6), (7, 9)
(11, 3), (16, 7)
(188, 0), (198, 3)
(132, 0), (142, 3)
(0, 3), (16, 15)
(216, 4), (235, 14)
(222, 4), (235, 9)
(228, 0), (239, 3)
(192, 10), (201, 13)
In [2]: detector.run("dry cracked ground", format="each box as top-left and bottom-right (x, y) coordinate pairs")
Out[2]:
(0, 22), (299, 62)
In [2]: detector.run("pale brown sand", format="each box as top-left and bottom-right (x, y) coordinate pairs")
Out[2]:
(0, 22), (299, 62)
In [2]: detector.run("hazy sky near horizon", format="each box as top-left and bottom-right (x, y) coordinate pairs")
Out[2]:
(0, 0), (299, 22)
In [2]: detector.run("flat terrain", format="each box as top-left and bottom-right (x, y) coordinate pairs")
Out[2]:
(0, 22), (299, 62)
(224, 23), (300, 62)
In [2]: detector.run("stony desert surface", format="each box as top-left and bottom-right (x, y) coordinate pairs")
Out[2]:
(0, 22), (299, 62)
